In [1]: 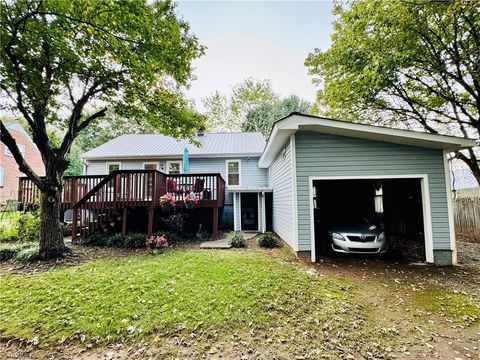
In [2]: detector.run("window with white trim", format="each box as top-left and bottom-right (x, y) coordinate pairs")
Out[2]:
(106, 162), (121, 173)
(143, 162), (158, 170)
(166, 161), (182, 174)
(226, 160), (240, 186)
(5, 144), (25, 157)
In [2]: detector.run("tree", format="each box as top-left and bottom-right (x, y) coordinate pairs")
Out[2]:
(305, 0), (480, 185)
(75, 114), (157, 154)
(0, 0), (204, 258)
(203, 78), (278, 132)
(243, 95), (311, 137)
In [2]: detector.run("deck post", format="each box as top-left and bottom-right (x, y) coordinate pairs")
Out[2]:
(147, 207), (154, 237)
(212, 207), (218, 240)
(72, 208), (78, 243)
(71, 178), (78, 206)
(121, 207), (127, 236)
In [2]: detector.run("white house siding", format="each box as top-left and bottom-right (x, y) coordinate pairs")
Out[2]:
(295, 132), (453, 261)
(85, 160), (110, 175)
(268, 138), (295, 249)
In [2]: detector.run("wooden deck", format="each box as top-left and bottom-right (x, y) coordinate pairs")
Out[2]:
(19, 170), (225, 240)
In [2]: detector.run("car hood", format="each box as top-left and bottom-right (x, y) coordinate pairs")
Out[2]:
(328, 223), (381, 235)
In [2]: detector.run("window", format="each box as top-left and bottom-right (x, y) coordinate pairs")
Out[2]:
(226, 160), (241, 186)
(143, 162), (158, 170)
(0, 166), (4, 187)
(5, 144), (25, 157)
(106, 162), (121, 173)
(166, 161), (182, 174)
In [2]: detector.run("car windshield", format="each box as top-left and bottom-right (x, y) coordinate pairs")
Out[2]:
(326, 214), (372, 226)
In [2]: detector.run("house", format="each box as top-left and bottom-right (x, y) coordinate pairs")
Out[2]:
(80, 131), (270, 232)
(18, 113), (477, 265)
(0, 122), (44, 203)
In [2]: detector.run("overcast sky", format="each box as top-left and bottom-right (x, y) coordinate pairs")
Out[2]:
(176, 1), (334, 111)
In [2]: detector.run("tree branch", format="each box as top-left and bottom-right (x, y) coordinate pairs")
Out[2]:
(76, 108), (108, 133)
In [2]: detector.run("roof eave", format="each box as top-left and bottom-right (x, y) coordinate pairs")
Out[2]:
(258, 113), (477, 168)
(81, 152), (264, 161)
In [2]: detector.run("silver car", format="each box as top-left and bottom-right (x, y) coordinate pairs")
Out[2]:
(328, 217), (388, 254)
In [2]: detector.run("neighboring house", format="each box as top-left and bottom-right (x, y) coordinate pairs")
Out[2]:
(0, 122), (44, 203)
(81, 131), (270, 231)
(19, 113), (476, 265)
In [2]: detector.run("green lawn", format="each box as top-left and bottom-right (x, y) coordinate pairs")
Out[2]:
(0, 250), (350, 346)
(1, 248), (478, 358)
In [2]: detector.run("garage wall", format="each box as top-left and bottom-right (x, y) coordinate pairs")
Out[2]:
(295, 131), (451, 253)
(268, 138), (296, 249)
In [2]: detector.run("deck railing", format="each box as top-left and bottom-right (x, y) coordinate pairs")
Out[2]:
(18, 170), (225, 240)
(166, 173), (225, 207)
(59, 170), (226, 240)
(71, 170), (164, 239)
(18, 175), (105, 210)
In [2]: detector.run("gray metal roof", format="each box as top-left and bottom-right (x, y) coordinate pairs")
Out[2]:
(81, 132), (266, 160)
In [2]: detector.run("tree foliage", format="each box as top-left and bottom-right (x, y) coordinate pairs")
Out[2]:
(0, 0), (204, 258)
(243, 95), (311, 137)
(203, 78), (278, 132)
(306, 0), (480, 184)
(203, 79), (310, 136)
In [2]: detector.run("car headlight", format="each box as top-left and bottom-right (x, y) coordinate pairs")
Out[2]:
(331, 232), (345, 241)
(377, 232), (386, 241)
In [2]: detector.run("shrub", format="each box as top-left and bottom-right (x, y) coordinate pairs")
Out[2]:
(196, 224), (210, 242)
(0, 247), (18, 261)
(257, 232), (278, 248)
(230, 232), (246, 248)
(146, 235), (169, 253)
(17, 212), (41, 242)
(0, 225), (19, 243)
(14, 245), (39, 262)
(105, 233), (124, 247)
(123, 233), (147, 248)
(163, 213), (185, 234)
(153, 231), (181, 244)
(79, 231), (107, 246)
(81, 232), (151, 249)
(0, 211), (40, 244)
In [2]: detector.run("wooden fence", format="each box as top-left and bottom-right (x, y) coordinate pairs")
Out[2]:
(454, 197), (480, 241)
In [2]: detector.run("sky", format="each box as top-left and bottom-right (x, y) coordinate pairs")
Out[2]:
(175, 1), (334, 111)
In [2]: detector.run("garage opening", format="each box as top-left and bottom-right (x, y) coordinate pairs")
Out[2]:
(312, 178), (427, 262)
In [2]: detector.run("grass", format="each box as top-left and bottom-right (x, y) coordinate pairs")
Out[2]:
(412, 286), (480, 323)
(0, 250), (350, 347)
(2, 247), (478, 358)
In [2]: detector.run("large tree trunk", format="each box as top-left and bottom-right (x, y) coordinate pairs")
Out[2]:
(39, 181), (66, 259)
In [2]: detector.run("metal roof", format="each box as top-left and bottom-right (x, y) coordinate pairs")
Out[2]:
(81, 132), (266, 160)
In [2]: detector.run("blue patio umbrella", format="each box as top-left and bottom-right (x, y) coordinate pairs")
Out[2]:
(182, 147), (190, 174)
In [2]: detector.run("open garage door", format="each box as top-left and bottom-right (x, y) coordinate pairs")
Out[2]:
(312, 177), (432, 262)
